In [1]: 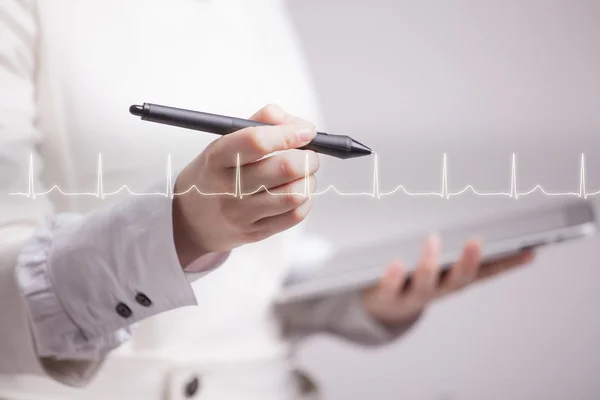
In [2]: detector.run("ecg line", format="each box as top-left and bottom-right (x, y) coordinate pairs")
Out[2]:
(9, 153), (600, 200)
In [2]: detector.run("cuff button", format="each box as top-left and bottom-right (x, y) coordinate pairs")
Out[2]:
(116, 302), (132, 318)
(135, 292), (152, 307)
(184, 376), (200, 398)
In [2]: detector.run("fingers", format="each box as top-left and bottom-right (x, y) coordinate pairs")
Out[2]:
(243, 175), (317, 222)
(240, 150), (320, 194)
(363, 238), (440, 325)
(476, 249), (535, 281)
(210, 124), (316, 167)
(250, 197), (314, 240)
(370, 238), (535, 320)
(440, 240), (482, 293)
(208, 105), (317, 167)
(362, 261), (407, 310)
(405, 234), (441, 301)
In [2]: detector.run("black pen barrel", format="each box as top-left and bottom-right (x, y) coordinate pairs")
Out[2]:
(135, 103), (367, 159)
(139, 103), (242, 134)
(302, 136), (355, 159)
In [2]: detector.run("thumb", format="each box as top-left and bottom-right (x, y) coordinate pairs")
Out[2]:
(249, 104), (290, 124)
(249, 104), (315, 131)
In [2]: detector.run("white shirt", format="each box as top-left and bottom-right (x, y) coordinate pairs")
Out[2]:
(0, 1), (413, 398)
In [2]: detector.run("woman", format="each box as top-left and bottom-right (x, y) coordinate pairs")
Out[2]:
(0, 1), (534, 399)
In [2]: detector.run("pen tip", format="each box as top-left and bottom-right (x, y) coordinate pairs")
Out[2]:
(129, 104), (143, 116)
(348, 139), (372, 158)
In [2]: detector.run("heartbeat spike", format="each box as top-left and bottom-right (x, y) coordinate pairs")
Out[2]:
(28, 153), (35, 200)
(97, 154), (104, 200)
(166, 154), (173, 199)
(372, 153), (380, 199)
(580, 153), (586, 199)
(236, 153), (242, 199)
(441, 153), (448, 199)
(511, 153), (517, 199)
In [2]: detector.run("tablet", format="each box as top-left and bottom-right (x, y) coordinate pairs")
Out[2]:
(276, 201), (597, 304)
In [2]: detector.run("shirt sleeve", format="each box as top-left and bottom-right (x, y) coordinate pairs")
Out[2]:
(15, 178), (230, 360)
(275, 290), (422, 346)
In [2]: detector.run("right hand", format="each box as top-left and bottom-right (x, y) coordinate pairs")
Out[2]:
(172, 104), (320, 266)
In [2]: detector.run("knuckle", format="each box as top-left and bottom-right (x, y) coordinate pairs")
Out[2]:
(278, 156), (301, 179)
(284, 192), (305, 208)
(290, 209), (305, 224)
(282, 131), (297, 150)
(263, 104), (281, 120)
(284, 181), (307, 205)
(307, 151), (320, 173)
(246, 127), (269, 154)
(290, 201), (311, 224)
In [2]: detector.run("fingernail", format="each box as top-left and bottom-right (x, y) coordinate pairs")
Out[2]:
(295, 125), (316, 142)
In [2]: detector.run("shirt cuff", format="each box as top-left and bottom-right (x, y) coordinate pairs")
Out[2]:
(15, 215), (133, 359)
(15, 178), (226, 360)
(183, 251), (231, 282)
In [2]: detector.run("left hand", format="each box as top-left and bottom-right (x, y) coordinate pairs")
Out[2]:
(362, 235), (536, 327)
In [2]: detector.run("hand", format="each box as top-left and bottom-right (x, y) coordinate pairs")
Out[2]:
(172, 104), (319, 266)
(362, 235), (536, 328)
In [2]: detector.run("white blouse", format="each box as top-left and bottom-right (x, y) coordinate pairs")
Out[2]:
(1, 1), (413, 398)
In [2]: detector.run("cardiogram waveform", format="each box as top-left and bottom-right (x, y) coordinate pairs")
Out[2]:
(9, 153), (600, 200)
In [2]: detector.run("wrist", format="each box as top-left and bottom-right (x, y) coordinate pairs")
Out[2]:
(172, 195), (209, 267)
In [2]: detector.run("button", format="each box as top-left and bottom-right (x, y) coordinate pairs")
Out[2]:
(294, 369), (319, 395)
(184, 376), (200, 398)
(135, 292), (152, 307)
(115, 302), (132, 318)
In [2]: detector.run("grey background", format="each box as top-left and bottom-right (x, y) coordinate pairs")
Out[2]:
(286, 1), (600, 399)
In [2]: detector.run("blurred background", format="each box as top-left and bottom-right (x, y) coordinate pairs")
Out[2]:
(285, 0), (600, 399)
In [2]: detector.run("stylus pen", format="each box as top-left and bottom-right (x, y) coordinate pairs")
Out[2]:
(129, 103), (371, 159)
